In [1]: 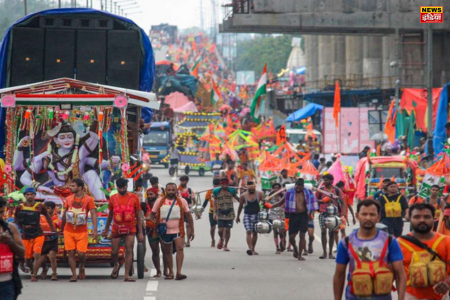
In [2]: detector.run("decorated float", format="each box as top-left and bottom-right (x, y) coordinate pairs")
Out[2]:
(0, 78), (158, 274)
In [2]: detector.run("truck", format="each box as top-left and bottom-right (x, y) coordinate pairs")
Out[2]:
(142, 122), (172, 167)
(149, 23), (178, 45)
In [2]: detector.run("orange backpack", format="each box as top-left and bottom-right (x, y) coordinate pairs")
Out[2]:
(347, 236), (394, 297)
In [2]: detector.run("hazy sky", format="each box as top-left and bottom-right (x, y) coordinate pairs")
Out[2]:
(87, 0), (223, 32)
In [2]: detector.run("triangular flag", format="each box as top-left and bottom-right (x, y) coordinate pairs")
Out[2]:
(333, 81), (341, 128)
(378, 175), (384, 189)
(210, 79), (222, 105)
(391, 176), (395, 182)
(209, 42), (216, 53)
(191, 64), (199, 77)
(250, 64), (267, 124)
(384, 99), (396, 143)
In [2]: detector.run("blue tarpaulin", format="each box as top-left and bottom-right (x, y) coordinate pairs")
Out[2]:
(0, 8), (156, 154)
(433, 83), (450, 157)
(286, 103), (323, 122)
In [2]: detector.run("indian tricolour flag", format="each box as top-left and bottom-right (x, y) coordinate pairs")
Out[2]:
(250, 64), (267, 123)
(211, 79), (222, 104)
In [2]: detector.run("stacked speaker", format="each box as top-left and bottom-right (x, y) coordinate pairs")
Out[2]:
(9, 16), (142, 89)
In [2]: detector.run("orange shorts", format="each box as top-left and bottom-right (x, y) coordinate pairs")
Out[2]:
(23, 235), (45, 259)
(64, 231), (88, 252)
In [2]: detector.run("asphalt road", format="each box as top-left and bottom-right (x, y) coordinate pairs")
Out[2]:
(19, 166), (380, 300)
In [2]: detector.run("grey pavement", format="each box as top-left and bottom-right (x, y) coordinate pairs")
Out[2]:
(19, 166), (404, 300)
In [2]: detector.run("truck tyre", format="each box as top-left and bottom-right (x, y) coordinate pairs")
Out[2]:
(185, 166), (190, 175)
(137, 243), (145, 279)
(199, 168), (205, 177)
(169, 166), (175, 176)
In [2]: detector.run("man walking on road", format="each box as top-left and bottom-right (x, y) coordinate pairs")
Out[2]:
(398, 203), (450, 300)
(178, 175), (195, 247)
(15, 186), (54, 282)
(151, 183), (195, 280)
(201, 178), (220, 247)
(333, 200), (406, 300)
(213, 178), (239, 251)
(61, 179), (98, 282)
(379, 181), (408, 237)
(236, 182), (265, 256)
(0, 197), (25, 299)
(316, 174), (343, 259)
(270, 179), (318, 261)
(103, 178), (144, 282)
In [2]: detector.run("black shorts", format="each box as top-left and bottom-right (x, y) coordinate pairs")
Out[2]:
(218, 219), (233, 229)
(209, 214), (217, 227)
(170, 159), (179, 165)
(41, 238), (58, 255)
(289, 212), (309, 234)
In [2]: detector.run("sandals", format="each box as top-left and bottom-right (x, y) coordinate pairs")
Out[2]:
(246, 250), (253, 256)
(124, 278), (136, 282)
(51, 273), (58, 281)
(30, 275), (38, 282)
(175, 274), (187, 281)
(78, 269), (86, 280)
(40, 265), (49, 280)
(111, 264), (121, 279)
(19, 265), (30, 273)
(69, 276), (78, 282)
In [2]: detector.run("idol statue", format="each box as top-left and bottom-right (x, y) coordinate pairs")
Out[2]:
(13, 122), (109, 200)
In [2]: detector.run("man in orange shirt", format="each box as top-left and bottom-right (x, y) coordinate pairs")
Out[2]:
(39, 201), (60, 281)
(61, 178), (97, 282)
(14, 186), (54, 282)
(103, 178), (144, 282)
(398, 203), (450, 300)
(237, 163), (257, 190)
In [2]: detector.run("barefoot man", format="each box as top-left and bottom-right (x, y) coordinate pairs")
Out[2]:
(270, 179), (318, 261)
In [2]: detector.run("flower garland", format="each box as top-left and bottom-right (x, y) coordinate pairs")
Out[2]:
(47, 134), (80, 176)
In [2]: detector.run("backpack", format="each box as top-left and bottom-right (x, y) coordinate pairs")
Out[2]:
(398, 234), (446, 288)
(383, 195), (402, 218)
(346, 236), (394, 297)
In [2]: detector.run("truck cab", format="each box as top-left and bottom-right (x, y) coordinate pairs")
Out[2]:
(142, 122), (171, 167)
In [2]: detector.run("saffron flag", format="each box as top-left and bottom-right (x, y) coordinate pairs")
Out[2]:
(384, 100), (396, 143)
(333, 81), (341, 128)
(210, 79), (222, 105)
(250, 64), (267, 123)
(276, 124), (286, 145)
(209, 43), (216, 53)
(191, 64), (199, 77)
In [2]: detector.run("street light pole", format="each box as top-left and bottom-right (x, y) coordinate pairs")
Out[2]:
(427, 22), (434, 158)
(24, 0), (27, 15)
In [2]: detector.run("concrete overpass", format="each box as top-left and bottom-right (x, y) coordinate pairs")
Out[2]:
(220, 0), (450, 89)
(221, 0), (449, 34)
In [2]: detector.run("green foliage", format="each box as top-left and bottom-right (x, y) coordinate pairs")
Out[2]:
(235, 35), (293, 75)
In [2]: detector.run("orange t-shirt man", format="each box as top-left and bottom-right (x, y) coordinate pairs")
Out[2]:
(108, 192), (141, 236)
(63, 195), (95, 253)
(398, 233), (450, 300)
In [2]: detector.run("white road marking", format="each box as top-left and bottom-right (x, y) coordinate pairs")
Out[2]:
(146, 281), (158, 291)
(144, 297), (156, 300)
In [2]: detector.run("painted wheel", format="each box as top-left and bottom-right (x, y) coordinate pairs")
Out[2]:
(199, 168), (205, 177)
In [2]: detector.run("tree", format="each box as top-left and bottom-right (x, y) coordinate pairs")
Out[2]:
(235, 35), (293, 76)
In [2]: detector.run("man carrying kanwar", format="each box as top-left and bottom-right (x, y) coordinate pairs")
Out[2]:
(14, 186), (55, 282)
(333, 200), (406, 300)
(150, 183), (195, 280)
(316, 174), (344, 259)
(236, 181), (265, 256)
(213, 177), (239, 252)
(103, 178), (144, 282)
(270, 179), (318, 261)
(266, 183), (287, 254)
(398, 203), (450, 300)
